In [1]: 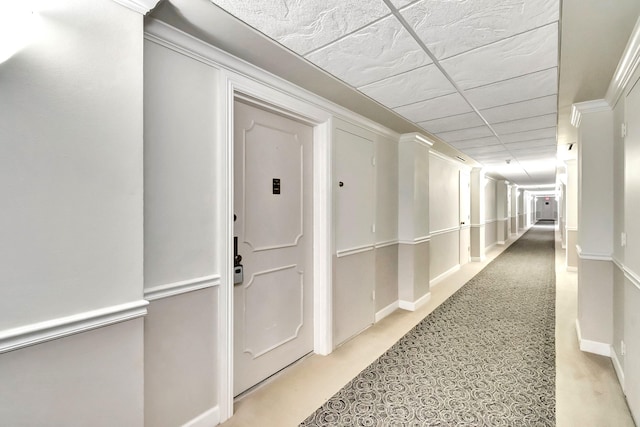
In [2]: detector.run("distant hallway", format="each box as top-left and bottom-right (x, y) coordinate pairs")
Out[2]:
(302, 224), (556, 426)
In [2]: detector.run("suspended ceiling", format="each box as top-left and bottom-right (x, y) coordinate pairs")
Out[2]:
(149, 0), (640, 186)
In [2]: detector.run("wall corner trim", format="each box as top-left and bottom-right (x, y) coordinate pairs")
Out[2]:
(575, 320), (611, 357)
(399, 292), (431, 312)
(181, 406), (220, 427)
(111, 0), (161, 14)
(0, 300), (149, 354)
(570, 99), (611, 128)
(606, 16), (640, 108)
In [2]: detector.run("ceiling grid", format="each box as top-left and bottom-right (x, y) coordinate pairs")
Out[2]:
(210, 0), (561, 184)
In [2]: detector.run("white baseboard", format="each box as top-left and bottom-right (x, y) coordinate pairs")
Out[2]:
(430, 264), (461, 288)
(182, 406), (220, 427)
(575, 320), (611, 357)
(566, 266), (577, 272)
(611, 346), (625, 391)
(471, 256), (486, 262)
(399, 292), (431, 312)
(375, 301), (399, 323)
(497, 240), (506, 245)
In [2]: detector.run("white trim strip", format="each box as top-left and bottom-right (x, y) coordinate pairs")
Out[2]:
(485, 218), (498, 224)
(375, 301), (399, 323)
(565, 226), (578, 232)
(470, 223), (484, 228)
(399, 132), (434, 147)
(606, 16), (640, 108)
(430, 264), (461, 287)
(399, 292), (431, 312)
(111, 0), (160, 14)
(624, 267), (640, 292)
(375, 240), (399, 249)
(0, 300), (148, 354)
(471, 256), (486, 262)
(576, 245), (613, 261)
(566, 266), (578, 272)
(181, 406), (220, 427)
(571, 99), (611, 127)
(430, 226), (460, 237)
(611, 345), (626, 391)
(336, 245), (375, 258)
(145, 275), (221, 301)
(398, 236), (431, 245)
(576, 320), (611, 357)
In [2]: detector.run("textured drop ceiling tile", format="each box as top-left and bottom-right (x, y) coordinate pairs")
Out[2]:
(358, 64), (454, 108)
(390, 0), (414, 8)
(436, 125), (494, 143)
(481, 95), (557, 124)
(418, 112), (485, 134)
(466, 68), (558, 110)
(493, 114), (557, 135)
(464, 144), (511, 155)
(402, 0), (559, 60)
(306, 15), (432, 87)
(211, 0), (389, 54)
(504, 138), (557, 150)
(501, 127), (557, 143)
(452, 136), (502, 149)
(396, 92), (472, 123)
(441, 24), (558, 90)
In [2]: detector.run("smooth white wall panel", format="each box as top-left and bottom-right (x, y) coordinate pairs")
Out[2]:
(430, 231), (460, 280)
(485, 221), (498, 248)
(334, 122), (375, 251)
(0, 0), (143, 329)
(625, 80), (640, 275)
(429, 154), (460, 232)
(375, 245), (399, 312)
(613, 101), (626, 262)
(0, 320), (144, 425)
(375, 135), (399, 243)
(144, 40), (218, 288)
(414, 144), (430, 237)
(144, 288), (218, 427)
(484, 178), (498, 222)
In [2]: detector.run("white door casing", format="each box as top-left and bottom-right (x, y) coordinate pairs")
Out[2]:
(459, 170), (471, 265)
(233, 100), (314, 396)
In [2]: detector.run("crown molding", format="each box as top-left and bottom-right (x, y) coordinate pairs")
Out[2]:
(399, 132), (434, 147)
(606, 16), (640, 108)
(570, 99), (611, 128)
(112, 0), (162, 15)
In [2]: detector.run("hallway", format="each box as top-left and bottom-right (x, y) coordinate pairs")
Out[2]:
(221, 224), (633, 426)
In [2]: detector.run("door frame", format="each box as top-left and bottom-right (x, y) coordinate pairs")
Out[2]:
(218, 70), (334, 419)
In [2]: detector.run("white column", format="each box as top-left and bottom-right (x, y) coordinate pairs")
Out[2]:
(496, 180), (509, 244)
(397, 133), (432, 311)
(573, 100), (614, 351)
(470, 167), (485, 261)
(510, 185), (519, 235)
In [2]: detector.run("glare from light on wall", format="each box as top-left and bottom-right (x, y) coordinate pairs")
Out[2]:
(0, 1), (39, 64)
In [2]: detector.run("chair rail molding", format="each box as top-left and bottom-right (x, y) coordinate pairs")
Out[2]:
(0, 300), (148, 354)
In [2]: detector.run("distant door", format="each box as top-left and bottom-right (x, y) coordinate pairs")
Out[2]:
(233, 100), (313, 396)
(459, 171), (471, 265)
(333, 124), (375, 346)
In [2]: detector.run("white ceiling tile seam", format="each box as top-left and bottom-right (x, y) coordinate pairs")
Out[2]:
(431, 21), (560, 63)
(380, 0), (531, 177)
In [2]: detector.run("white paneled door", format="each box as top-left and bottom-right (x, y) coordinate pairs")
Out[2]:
(233, 100), (314, 396)
(459, 170), (471, 265)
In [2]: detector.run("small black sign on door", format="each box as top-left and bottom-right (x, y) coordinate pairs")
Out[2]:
(272, 178), (281, 195)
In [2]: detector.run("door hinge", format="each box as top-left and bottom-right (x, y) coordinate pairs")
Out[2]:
(622, 123), (627, 138)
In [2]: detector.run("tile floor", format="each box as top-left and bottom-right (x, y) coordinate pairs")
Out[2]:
(221, 225), (634, 426)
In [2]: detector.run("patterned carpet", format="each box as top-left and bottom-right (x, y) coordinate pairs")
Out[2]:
(301, 225), (556, 426)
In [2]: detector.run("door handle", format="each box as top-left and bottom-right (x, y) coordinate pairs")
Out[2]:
(234, 236), (243, 285)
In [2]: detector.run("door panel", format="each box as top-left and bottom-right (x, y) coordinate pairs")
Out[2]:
(459, 171), (471, 265)
(333, 124), (375, 346)
(233, 100), (313, 396)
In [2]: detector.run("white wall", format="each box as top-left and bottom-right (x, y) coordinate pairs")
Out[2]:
(484, 177), (498, 248)
(429, 152), (464, 281)
(143, 39), (220, 425)
(0, 0), (146, 424)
